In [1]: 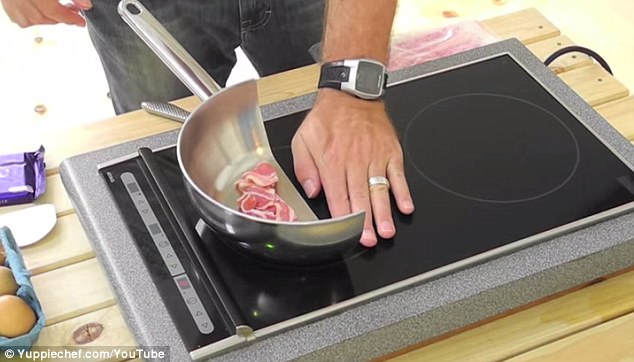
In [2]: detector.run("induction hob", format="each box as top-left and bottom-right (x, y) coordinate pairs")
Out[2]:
(61, 39), (634, 362)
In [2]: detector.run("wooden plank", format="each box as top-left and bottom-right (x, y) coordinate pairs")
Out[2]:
(36, 173), (74, 216)
(0, 202), (30, 216)
(31, 258), (116, 326)
(40, 112), (183, 174)
(385, 269), (634, 362)
(33, 305), (137, 362)
(21, 213), (94, 275)
(559, 64), (629, 107)
(507, 311), (634, 361)
(176, 64), (320, 110)
(481, 8), (560, 44)
(596, 96), (634, 141)
(525, 35), (593, 74)
(256, 64), (320, 105)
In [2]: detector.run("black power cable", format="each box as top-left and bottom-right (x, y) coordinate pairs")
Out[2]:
(544, 45), (613, 75)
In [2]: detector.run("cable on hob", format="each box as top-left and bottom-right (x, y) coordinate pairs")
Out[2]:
(544, 45), (613, 75)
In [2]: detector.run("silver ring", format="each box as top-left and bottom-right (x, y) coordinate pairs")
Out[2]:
(368, 176), (390, 189)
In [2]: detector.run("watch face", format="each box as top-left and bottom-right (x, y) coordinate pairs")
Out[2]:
(356, 61), (384, 97)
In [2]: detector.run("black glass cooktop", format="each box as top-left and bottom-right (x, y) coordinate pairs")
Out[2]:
(100, 55), (634, 353)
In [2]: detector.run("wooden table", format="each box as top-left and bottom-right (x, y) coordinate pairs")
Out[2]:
(3, 8), (633, 361)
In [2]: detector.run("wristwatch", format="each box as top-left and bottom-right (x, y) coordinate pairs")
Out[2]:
(318, 58), (388, 100)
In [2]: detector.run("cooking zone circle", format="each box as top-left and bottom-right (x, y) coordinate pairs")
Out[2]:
(404, 93), (581, 203)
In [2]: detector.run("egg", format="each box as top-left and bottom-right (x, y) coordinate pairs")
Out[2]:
(0, 295), (37, 338)
(0, 243), (6, 265)
(0, 266), (19, 296)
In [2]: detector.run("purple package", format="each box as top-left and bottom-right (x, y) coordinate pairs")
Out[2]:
(0, 146), (46, 207)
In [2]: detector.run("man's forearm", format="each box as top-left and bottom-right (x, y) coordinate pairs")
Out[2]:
(321, 0), (398, 64)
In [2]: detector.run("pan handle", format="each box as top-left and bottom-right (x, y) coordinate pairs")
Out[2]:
(117, 0), (221, 100)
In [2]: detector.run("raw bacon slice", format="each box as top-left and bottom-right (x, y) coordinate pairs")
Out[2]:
(235, 162), (279, 192)
(235, 161), (298, 221)
(237, 185), (276, 211)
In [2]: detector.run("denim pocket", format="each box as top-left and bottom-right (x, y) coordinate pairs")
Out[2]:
(240, 0), (272, 33)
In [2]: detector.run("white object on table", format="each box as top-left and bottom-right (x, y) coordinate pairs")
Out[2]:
(0, 204), (57, 247)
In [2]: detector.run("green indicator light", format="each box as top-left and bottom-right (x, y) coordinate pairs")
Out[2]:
(265, 243), (275, 250)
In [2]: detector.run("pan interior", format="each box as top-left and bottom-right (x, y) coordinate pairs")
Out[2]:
(178, 80), (317, 221)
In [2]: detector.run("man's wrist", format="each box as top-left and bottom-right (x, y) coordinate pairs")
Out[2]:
(318, 58), (388, 100)
(315, 88), (385, 108)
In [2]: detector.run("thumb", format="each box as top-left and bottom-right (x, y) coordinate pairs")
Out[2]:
(291, 134), (321, 199)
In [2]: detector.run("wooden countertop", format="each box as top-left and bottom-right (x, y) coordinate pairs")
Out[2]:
(2, 8), (633, 361)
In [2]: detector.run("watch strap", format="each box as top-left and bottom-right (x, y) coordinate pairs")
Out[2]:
(318, 61), (349, 90)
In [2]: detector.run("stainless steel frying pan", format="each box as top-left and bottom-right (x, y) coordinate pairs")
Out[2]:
(118, 0), (365, 264)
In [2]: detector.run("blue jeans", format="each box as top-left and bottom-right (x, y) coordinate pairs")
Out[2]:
(84, 0), (325, 114)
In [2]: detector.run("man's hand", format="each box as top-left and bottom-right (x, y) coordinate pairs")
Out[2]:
(304, 0), (405, 246)
(292, 89), (414, 247)
(1, 0), (92, 28)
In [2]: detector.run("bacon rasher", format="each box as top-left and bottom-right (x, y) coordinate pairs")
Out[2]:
(235, 162), (297, 221)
